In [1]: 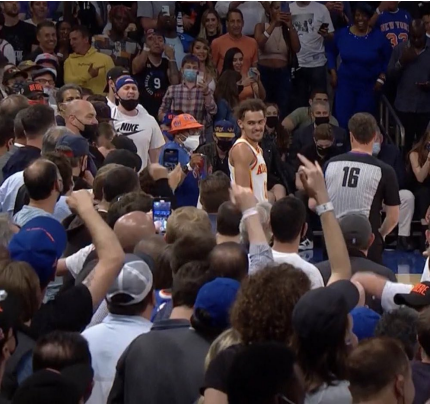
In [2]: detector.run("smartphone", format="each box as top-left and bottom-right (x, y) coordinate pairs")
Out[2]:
(280, 2), (290, 13)
(197, 72), (205, 86)
(153, 199), (172, 235)
(162, 148), (179, 171)
(161, 5), (170, 16)
(248, 68), (258, 80)
(320, 23), (329, 31)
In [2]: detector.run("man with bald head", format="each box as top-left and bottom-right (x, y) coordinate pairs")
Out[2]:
(13, 158), (63, 227)
(64, 99), (98, 141)
(209, 242), (249, 282)
(388, 19), (430, 152)
(114, 211), (156, 253)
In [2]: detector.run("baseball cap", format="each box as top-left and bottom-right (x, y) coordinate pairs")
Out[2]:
(193, 278), (240, 329)
(32, 67), (57, 81)
(8, 217), (67, 288)
(170, 114), (203, 133)
(3, 67), (28, 84)
(12, 364), (94, 404)
(107, 254), (153, 306)
(350, 307), (381, 342)
(35, 53), (59, 69)
(56, 134), (90, 157)
(105, 66), (130, 92)
(339, 213), (372, 251)
(103, 149), (142, 172)
(115, 76), (138, 91)
(92, 101), (114, 121)
(394, 281), (430, 309)
(292, 280), (359, 343)
(21, 82), (48, 98)
(214, 120), (235, 138)
(17, 60), (43, 72)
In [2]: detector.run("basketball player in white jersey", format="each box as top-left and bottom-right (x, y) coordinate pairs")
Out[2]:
(229, 99), (269, 203)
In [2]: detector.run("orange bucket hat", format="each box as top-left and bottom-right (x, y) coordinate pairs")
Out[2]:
(170, 114), (203, 133)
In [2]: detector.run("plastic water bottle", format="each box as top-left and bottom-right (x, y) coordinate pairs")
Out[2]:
(177, 11), (184, 34)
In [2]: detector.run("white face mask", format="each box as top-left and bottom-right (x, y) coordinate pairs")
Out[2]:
(183, 135), (200, 152)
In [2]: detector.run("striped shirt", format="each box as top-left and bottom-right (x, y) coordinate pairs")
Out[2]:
(324, 152), (400, 233)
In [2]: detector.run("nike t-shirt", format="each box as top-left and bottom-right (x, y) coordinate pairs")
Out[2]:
(111, 105), (165, 170)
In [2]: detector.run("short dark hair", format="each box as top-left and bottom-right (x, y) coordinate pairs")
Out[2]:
(227, 343), (299, 404)
(314, 124), (333, 142)
(170, 230), (216, 274)
(33, 331), (92, 372)
(107, 290), (153, 317)
(171, 260), (213, 308)
(56, 84), (82, 105)
(417, 307), (430, 358)
(71, 25), (91, 42)
(153, 245), (173, 290)
(217, 201), (242, 237)
(0, 95), (29, 118)
(103, 166), (139, 203)
(107, 191), (153, 228)
(271, 197), (306, 243)
(81, 87), (94, 97)
(14, 108), (27, 140)
(347, 337), (410, 403)
(36, 20), (55, 35)
(209, 242), (248, 281)
(235, 99), (267, 121)
(227, 8), (244, 22)
(181, 54), (200, 68)
(348, 113), (378, 145)
(199, 171), (231, 213)
(0, 114), (14, 148)
(24, 159), (59, 201)
(21, 104), (55, 139)
(43, 152), (73, 194)
(374, 308), (419, 360)
(87, 94), (107, 103)
(310, 89), (328, 100)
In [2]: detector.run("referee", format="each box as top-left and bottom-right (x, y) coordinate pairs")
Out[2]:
(324, 113), (400, 264)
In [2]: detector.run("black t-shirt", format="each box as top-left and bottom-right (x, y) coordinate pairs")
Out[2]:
(3, 21), (36, 63)
(214, 154), (230, 177)
(203, 344), (244, 394)
(30, 284), (93, 337)
(135, 58), (170, 118)
(2, 145), (41, 181)
(324, 152), (400, 233)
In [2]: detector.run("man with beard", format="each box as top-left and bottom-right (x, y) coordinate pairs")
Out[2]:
(111, 76), (165, 170)
(229, 99), (269, 203)
(1, 1), (36, 63)
(92, 5), (141, 70)
(132, 29), (179, 118)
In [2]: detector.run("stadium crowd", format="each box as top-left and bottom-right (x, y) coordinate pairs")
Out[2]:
(0, 0), (426, 404)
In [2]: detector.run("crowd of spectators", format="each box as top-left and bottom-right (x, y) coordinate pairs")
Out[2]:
(0, 0), (426, 404)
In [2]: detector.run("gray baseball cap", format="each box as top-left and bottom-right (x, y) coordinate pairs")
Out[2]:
(339, 213), (372, 251)
(106, 254), (153, 306)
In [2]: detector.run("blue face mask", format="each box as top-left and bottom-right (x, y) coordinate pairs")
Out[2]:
(183, 69), (197, 83)
(372, 142), (381, 156)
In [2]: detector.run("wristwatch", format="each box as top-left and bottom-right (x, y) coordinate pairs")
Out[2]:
(316, 202), (334, 216)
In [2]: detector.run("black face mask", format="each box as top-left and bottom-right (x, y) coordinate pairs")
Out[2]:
(316, 145), (332, 157)
(237, 85), (244, 94)
(78, 121), (98, 141)
(119, 98), (139, 111)
(216, 138), (234, 152)
(314, 116), (330, 126)
(266, 116), (279, 129)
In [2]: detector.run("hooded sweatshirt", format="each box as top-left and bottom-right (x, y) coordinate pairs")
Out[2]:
(64, 46), (114, 95)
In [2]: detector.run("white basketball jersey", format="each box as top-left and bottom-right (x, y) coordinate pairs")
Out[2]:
(229, 138), (268, 203)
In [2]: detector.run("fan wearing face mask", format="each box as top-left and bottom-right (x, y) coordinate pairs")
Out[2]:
(291, 100), (349, 158)
(158, 113), (204, 207)
(111, 76), (165, 171)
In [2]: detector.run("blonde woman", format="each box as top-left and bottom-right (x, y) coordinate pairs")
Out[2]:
(198, 9), (223, 45)
(191, 38), (217, 93)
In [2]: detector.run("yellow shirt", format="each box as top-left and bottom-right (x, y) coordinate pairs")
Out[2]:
(64, 46), (115, 95)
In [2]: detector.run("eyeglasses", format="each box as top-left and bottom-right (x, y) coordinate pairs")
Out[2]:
(35, 78), (55, 86)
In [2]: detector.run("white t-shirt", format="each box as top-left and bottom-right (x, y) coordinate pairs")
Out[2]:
(421, 258), (430, 283)
(111, 105), (165, 170)
(290, 1), (334, 68)
(381, 281), (413, 312)
(272, 250), (324, 289)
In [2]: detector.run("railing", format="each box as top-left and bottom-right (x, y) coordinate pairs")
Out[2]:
(379, 95), (405, 148)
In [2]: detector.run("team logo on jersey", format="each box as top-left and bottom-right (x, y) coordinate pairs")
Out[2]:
(256, 163), (267, 176)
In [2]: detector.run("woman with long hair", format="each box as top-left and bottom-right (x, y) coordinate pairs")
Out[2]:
(198, 9), (223, 44)
(254, 1), (300, 118)
(214, 70), (241, 136)
(222, 47), (266, 101)
(409, 127), (430, 235)
(191, 38), (217, 93)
